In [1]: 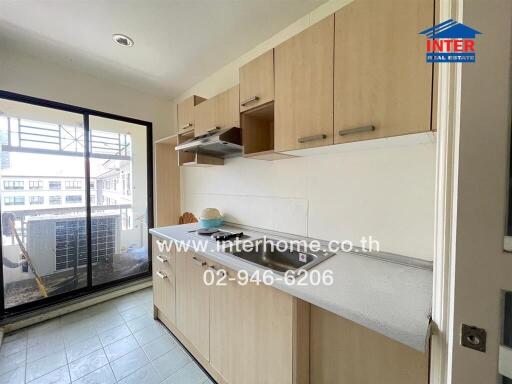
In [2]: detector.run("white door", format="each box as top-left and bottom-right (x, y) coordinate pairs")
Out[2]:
(432, 1), (512, 383)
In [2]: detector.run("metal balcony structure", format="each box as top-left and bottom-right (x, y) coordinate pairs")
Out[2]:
(1, 117), (131, 160)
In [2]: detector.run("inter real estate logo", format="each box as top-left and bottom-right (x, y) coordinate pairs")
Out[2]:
(419, 19), (482, 63)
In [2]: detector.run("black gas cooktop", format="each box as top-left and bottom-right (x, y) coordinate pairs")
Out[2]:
(193, 228), (245, 242)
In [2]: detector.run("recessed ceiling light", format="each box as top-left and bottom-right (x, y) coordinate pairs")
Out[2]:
(112, 34), (134, 47)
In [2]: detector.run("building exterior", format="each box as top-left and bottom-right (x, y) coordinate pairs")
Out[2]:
(1, 175), (97, 213)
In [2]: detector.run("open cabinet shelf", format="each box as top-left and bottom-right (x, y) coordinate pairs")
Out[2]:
(241, 102), (293, 160)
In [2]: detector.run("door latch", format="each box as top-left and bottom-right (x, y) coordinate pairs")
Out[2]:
(461, 324), (487, 352)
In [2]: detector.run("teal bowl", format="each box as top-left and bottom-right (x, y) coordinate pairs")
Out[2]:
(199, 218), (224, 229)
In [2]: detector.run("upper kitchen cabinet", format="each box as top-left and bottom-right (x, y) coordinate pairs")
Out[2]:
(334, 0), (434, 144)
(274, 15), (334, 152)
(195, 85), (240, 137)
(239, 50), (274, 112)
(177, 95), (206, 134)
(215, 85), (240, 130)
(194, 97), (216, 137)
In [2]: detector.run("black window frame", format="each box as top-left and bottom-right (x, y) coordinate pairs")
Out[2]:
(0, 90), (154, 320)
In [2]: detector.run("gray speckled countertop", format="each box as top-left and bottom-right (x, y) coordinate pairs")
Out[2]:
(149, 223), (432, 352)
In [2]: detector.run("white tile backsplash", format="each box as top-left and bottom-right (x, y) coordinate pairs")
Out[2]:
(182, 141), (436, 260)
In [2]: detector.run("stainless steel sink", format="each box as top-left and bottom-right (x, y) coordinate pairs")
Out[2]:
(225, 238), (335, 274)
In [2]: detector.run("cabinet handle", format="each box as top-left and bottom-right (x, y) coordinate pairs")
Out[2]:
(192, 256), (206, 267)
(207, 127), (221, 133)
(180, 122), (193, 130)
(240, 96), (259, 107)
(338, 125), (375, 136)
(156, 255), (168, 263)
(156, 271), (168, 279)
(298, 134), (327, 143)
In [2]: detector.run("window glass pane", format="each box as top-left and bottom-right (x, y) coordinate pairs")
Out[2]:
(0, 98), (87, 309)
(89, 116), (148, 285)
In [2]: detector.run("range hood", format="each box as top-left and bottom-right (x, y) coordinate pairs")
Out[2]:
(175, 127), (242, 158)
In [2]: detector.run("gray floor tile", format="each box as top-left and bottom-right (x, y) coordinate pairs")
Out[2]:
(27, 330), (63, 349)
(119, 306), (148, 322)
(26, 350), (67, 382)
(152, 347), (191, 380)
(72, 364), (116, 384)
(141, 334), (177, 361)
(98, 324), (131, 347)
(0, 289), (213, 384)
(114, 298), (141, 313)
(133, 322), (167, 346)
(0, 366), (25, 384)
(68, 348), (108, 381)
(59, 309), (92, 327)
(61, 323), (97, 346)
(93, 313), (125, 335)
(65, 336), (102, 363)
(2, 330), (27, 345)
(27, 319), (61, 338)
(118, 363), (161, 384)
(28, 365), (70, 384)
(103, 335), (139, 362)
(109, 347), (149, 381)
(84, 303), (116, 317)
(125, 314), (155, 333)
(0, 337), (27, 356)
(0, 349), (26, 376)
(162, 361), (208, 384)
(27, 339), (65, 363)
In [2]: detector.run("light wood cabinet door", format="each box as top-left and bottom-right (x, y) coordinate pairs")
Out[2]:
(240, 50), (274, 112)
(209, 266), (239, 383)
(152, 237), (176, 324)
(194, 98), (215, 137)
(274, 15), (334, 152)
(177, 95), (206, 134)
(175, 251), (210, 359)
(215, 85), (240, 130)
(210, 265), (307, 384)
(334, 0), (433, 144)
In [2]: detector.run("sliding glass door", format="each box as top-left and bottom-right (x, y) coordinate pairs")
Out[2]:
(0, 92), (152, 316)
(0, 98), (88, 309)
(88, 116), (149, 286)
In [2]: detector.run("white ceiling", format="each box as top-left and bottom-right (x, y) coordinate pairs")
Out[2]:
(0, 0), (327, 99)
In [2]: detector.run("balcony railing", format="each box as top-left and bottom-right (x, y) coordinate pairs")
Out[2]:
(1, 118), (132, 160)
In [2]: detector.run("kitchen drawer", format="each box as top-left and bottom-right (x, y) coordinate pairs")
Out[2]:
(152, 236), (176, 324)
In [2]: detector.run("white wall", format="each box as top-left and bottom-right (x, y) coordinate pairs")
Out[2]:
(184, 140), (436, 260)
(0, 43), (173, 141)
(176, 0), (436, 260)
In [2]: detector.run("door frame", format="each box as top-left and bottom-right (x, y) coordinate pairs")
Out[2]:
(430, 0), (462, 381)
(431, 0), (512, 383)
(0, 89), (154, 319)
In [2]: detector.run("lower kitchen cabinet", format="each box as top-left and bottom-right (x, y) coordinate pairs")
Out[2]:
(310, 306), (428, 384)
(152, 237), (176, 324)
(209, 264), (309, 384)
(157, 249), (309, 384)
(176, 250), (211, 359)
